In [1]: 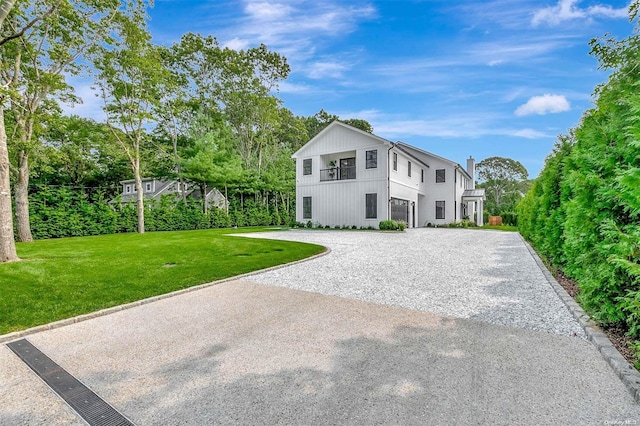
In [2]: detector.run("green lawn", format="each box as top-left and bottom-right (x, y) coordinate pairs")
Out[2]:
(479, 225), (519, 232)
(0, 227), (324, 335)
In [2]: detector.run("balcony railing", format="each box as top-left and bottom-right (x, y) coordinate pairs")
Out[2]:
(320, 166), (356, 181)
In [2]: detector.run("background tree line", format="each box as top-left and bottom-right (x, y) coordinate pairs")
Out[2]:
(518, 4), (640, 363)
(0, 0), (373, 260)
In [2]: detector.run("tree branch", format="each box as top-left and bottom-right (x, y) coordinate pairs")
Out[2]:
(0, 0), (63, 46)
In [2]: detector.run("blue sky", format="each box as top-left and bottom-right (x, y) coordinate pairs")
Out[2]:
(70, 0), (636, 178)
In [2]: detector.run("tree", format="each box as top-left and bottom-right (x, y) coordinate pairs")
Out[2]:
(35, 114), (129, 190)
(2, 0), (119, 242)
(0, 0), (58, 260)
(170, 34), (290, 173)
(342, 118), (373, 133)
(93, 0), (165, 234)
(304, 109), (338, 139)
(304, 109), (374, 139)
(476, 156), (528, 214)
(181, 130), (242, 214)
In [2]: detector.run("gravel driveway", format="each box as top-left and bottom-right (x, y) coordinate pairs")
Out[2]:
(242, 228), (585, 338)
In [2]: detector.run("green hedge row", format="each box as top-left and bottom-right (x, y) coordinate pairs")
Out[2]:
(517, 36), (640, 358)
(28, 186), (292, 240)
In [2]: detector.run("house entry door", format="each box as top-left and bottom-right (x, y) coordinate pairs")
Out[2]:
(390, 198), (409, 223)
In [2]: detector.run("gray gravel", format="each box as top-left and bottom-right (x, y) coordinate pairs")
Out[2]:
(241, 228), (586, 338)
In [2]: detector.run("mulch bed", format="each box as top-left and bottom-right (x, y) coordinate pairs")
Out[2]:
(554, 270), (638, 368)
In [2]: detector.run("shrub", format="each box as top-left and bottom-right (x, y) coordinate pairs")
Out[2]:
(379, 220), (405, 231)
(500, 211), (518, 226)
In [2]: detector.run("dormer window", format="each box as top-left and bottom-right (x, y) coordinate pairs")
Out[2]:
(125, 185), (131, 194)
(145, 182), (152, 192)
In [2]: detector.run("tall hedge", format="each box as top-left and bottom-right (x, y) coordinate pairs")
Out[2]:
(27, 187), (291, 240)
(517, 25), (640, 354)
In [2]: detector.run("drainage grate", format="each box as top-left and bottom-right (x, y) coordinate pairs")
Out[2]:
(6, 339), (134, 426)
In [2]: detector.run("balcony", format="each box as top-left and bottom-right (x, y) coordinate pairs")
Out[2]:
(320, 166), (356, 182)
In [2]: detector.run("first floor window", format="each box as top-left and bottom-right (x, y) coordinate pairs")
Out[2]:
(303, 159), (312, 175)
(366, 193), (377, 219)
(303, 196), (312, 219)
(436, 200), (445, 219)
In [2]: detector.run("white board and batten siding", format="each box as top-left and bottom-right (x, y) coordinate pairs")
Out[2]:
(294, 123), (390, 228)
(388, 146), (428, 227)
(293, 122), (480, 229)
(397, 143), (472, 227)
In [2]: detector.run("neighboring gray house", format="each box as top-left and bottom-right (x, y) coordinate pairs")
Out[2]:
(119, 178), (227, 210)
(292, 121), (485, 228)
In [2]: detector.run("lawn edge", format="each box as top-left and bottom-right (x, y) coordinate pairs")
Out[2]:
(521, 234), (640, 403)
(0, 245), (330, 346)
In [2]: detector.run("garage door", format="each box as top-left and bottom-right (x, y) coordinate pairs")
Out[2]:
(390, 198), (409, 223)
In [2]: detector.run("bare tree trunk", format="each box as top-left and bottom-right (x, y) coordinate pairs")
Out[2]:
(203, 183), (208, 215)
(133, 157), (144, 234)
(0, 0), (17, 28)
(0, 106), (18, 262)
(14, 150), (32, 242)
(224, 185), (229, 215)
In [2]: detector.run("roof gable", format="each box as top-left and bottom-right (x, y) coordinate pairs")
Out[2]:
(292, 121), (392, 158)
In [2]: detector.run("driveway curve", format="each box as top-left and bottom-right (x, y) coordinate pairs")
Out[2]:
(243, 228), (585, 337)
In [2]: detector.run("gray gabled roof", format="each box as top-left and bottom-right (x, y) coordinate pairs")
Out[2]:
(395, 142), (473, 181)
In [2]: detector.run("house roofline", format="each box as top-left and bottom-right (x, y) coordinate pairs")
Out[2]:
(292, 121), (393, 159)
(393, 144), (430, 169)
(396, 142), (473, 181)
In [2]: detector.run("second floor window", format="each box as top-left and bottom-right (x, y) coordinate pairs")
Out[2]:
(436, 169), (446, 183)
(366, 150), (377, 169)
(408, 161), (412, 177)
(393, 152), (398, 171)
(303, 159), (312, 175)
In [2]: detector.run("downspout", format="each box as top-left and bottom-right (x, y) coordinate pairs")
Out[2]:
(453, 167), (457, 222)
(387, 142), (396, 221)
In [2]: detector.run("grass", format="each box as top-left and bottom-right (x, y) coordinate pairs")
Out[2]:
(478, 225), (519, 232)
(0, 227), (324, 335)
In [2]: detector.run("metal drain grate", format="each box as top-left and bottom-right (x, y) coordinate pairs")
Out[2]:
(7, 339), (134, 426)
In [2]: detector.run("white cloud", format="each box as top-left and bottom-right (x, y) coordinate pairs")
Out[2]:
(225, 1), (376, 53)
(277, 81), (315, 94)
(511, 128), (551, 139)
(60, 79), (105, 122)
(245, 2), (294, 21)
(307, 61), (348, 79)
(514, 94), (570, 116)
(224, 37), (250, 50)
(532, 0), (628, 27)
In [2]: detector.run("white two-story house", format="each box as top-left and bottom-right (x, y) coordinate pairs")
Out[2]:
(292, 121), (484, 228)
